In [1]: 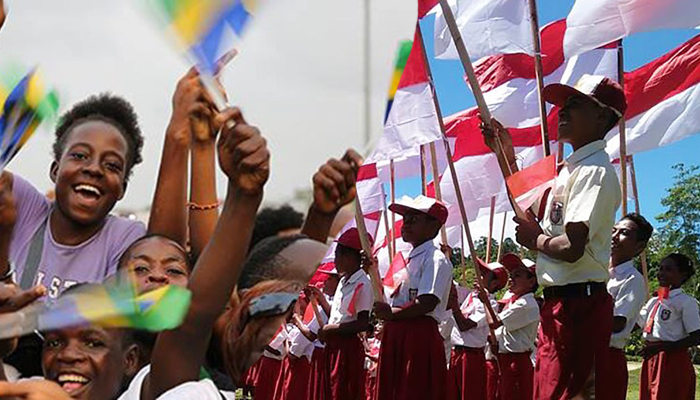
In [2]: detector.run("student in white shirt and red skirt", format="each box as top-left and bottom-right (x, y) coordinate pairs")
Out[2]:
(638, 253), (700, 400)
(372, 195), (453, 400)
(318, 228), (373, 400)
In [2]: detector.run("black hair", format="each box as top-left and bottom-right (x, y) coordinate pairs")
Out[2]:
(117, 234), (193, 272)
(621, 213), (654, 244)
(238, 234), (308, 290)
(53, 93), (144, 180)
(662, 253), (695, 284)
(602, 107), (620, 134)
(250, 206), (305, 250)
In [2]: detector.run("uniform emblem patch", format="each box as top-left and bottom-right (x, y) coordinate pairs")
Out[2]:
(661, 309), (672, 321)
(409, 288), (418, 302)
(550, 201), (564, 225)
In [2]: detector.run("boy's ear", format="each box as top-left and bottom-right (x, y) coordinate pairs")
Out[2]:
(49, 161), (59, 183)
(123, 343), (140, 379)
(634, 240), (648, 257)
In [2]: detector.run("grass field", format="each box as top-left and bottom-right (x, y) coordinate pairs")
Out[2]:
(626, 362), (700, 400)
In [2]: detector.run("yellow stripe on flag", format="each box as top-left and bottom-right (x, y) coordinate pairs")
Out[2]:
(171, 0), (219, 46)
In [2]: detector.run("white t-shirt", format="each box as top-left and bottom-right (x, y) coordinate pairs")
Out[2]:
(329, 269), (373, 324)
(390, 240), (453, 322)
(496, 293), (539, 353)
(640, 288), (700, 342)
(262, 326), (288, 360)
(607, 261), (647, 349)
(118, 365), (236, 400)
(288, 324), (314, 361)
(536, 140), (621, 287)
(450, 291), (497, 348)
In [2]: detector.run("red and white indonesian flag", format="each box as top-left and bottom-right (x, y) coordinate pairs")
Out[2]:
(606, 33), (700, 160)
(506, 155), (557, 211)
(366, 30), (441, 164)
(434, 0), (534, 61)
(564, 0), (700, 58)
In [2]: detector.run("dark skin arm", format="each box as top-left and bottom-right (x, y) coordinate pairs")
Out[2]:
(301, 150), (363, 243)
(446, 284), (477, 332)
(514, 210), (588, 264)
(307, 286), (332, 316)
(319, 311), (370, 340)
(292, 315), (318, 342)
(641, 330), (700, 359)
(142, 108), (269, 400)
(612, 316), (627, 334)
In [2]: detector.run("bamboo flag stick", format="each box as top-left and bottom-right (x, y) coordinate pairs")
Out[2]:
(416, 23), (500, 328)
(380, 185), (394, 264)
(420, 144), (428, 196)
(354, 200), (386, 303)
(496, 211), (508, 262)
(390, 159), (397, 257)
(436, 0), (525, 220)
(629, 157), (650, 293)
(617, 41), (629, 214)
(429, 142), (449, 245)
(527, 0), (550, 157)
(486, 196), (496, 263)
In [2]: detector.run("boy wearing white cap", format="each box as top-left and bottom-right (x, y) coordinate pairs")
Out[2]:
(372, 195), (453, 400)
(481, 74), (625, 399)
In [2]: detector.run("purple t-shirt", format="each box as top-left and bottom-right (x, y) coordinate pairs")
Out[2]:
(9, 175), (146, 299)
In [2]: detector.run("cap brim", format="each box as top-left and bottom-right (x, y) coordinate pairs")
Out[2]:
(389, 203), (419, 217)
(500, 253), (526, 272)
(542, 83), (586, 108)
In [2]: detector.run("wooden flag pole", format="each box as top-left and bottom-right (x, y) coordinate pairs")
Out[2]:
(429, 142), (449, 245)
(390, 159), (397, 257)
(486, 196), (496, 263)
(629, 157), (650, 293)
(527, 0), (550, 157)
(383, 208), (394, 265)
(496, 211), (508, 262)
(436, 0), (525, 220)
(420, 144), (428, 195)
(354, 200), (386, 303)
(309, 295), (325, 328)
(416, 23), (500, 328)
(617, 41), (629, 214)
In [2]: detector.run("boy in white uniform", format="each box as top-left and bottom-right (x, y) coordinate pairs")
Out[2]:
(638, 253), (700, 400)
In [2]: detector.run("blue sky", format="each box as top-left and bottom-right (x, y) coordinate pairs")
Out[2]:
(394, 0), (699, 227)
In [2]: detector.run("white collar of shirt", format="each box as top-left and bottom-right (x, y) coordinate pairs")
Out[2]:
(409, 240), (435, 259)
(611, 260), (635, 278)
(342, 268), (366, 285)
(668, 288), (684, 299)
(566, 140), (606, 167)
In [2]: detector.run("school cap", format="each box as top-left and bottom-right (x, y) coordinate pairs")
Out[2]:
(500, 253), (536, 275)
(335, 228), (373, 252)
(389, 195), (448, 225)
(543, 74), (627, 118)
(475, 258), (509, 290)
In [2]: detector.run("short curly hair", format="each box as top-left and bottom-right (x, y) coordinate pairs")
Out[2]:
(250, 205), (305, 250)
(52, 93), (144, 180)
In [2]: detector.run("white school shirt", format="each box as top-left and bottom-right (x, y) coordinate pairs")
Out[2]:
(640, 288), (700, 342)
(308, 298), (331, 349)
(536, 140), (621, 287)
(607, 260), (647, 349)
(262, 326), (289, 360)
(496, 292), (540, 353)
(288, 324), (315, 361)
(450, 291), (497, 348)
(118, 365), (236, 400)
(329, 269), (373, 324)
(390, 240), (453, 322)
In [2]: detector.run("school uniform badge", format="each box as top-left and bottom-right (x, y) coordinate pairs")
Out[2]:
(660, 309), (672, 321)
(550, 201), (564, 225)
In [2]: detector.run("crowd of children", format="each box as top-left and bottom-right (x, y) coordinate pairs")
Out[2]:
(0, 2), (697, 399)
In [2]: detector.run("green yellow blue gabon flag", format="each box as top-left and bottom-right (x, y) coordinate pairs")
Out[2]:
(385, 40), (413, 123)
(0, 68), (59, 171)
(151, 0), (256, 75)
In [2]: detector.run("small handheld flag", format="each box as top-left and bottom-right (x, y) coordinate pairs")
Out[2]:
(385, 40), (413, 122)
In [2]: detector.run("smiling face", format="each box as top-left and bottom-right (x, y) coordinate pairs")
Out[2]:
(121, 236), (190, 294)
(508, 268), (537, 296)
(50, 121), (129, 227)
(657, 257), (686, 289)
(611, 219), (645, 267)
(42, 326), (138, 400)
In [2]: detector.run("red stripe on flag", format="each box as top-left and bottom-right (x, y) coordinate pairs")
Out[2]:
(383, 253), (407, 287)
(506, 155), (557, 198)
(397, 30), (429, 90)
(418, 0), (438, 19)
(302, 303), (315, 324)
(358, 163), (378, 181)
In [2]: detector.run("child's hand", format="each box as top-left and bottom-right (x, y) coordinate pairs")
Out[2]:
(0, 380), (73, 400)
(0, 173), (16, 234)
(311, 149), (362, 214)
(0, 282), (46, 358)
(216, 108), (269, 196)
(0, 1), (6, 32)
(167, 68), (220, 146)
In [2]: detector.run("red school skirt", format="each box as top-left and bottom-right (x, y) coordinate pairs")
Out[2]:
(486, 359), (499, 400)
(450, 346), (487, 400)
(325, 335), (366, 400)
(597, 347), (628, 400)
(497, 352), (533, 400)
(375, 316), (447, 400)
(640, 348), (696, 400)
(253, 356), (283, 400)
(307, 347), (330, 400)
(273, 355), (311, 400)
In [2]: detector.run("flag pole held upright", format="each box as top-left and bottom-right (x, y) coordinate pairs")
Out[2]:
(355, 199), (387, 303)
(416, 23), (500, 328)
(436, 0), (525, 220)
(617, 41), (629, 215)
(429, 142), (449, 245)
(527, 0), (550, 157)
(629, 157), (650, 294)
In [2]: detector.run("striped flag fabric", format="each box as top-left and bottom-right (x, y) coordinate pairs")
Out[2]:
(385, 41), (413, 122)
(505, 155), (557, 211)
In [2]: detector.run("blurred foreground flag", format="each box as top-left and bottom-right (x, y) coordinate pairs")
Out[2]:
(385, 40), (413, 123)
(564, 0), (700, 58)
(0, 69), (59, 172)
(150, 0), (257, 75)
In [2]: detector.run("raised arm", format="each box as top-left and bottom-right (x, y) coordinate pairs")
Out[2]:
(143, 107), (269, 400)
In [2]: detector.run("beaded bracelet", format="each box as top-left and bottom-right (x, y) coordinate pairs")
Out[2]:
(187, 201), (220, 211)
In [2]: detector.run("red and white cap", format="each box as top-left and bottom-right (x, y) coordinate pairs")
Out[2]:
(543, 74), (627, 117)
(475, 258), (509, 290)
(500, 253), (536, 274)
(334, 228), (373, 252)
(389, 195), (449, 225)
